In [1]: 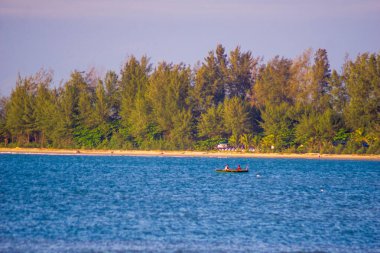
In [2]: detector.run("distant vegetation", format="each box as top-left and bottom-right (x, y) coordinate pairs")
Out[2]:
(0, 45), (379, 154)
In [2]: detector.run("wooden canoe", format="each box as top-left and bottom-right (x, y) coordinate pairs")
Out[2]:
(215, 169), (249, 173)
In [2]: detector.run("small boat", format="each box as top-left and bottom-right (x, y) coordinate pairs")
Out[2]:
(215, 169), (249, 173)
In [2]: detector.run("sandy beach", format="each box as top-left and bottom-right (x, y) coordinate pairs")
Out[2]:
(0, 147), (379, 161)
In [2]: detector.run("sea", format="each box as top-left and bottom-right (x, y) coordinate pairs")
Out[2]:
(0, 154), (379, 253)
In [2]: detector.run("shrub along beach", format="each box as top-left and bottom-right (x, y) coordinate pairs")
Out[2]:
(0, 147), (379, 161)
(0, 45), (379, 154)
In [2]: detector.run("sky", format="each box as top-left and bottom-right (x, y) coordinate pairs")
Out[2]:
(1, 0), (379, 96)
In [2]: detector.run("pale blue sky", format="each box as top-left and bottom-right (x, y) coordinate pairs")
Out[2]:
(1, 0), (379, 96)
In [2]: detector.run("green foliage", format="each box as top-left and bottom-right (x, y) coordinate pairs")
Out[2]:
(194, 137), (221, 151)
(223, 97), (251, 142)
(0, 97), (9, 145)
(295, 109), (335, 152)
(239, 133), (253, 150)
(344, 53), (380, 136)
(120, 56), (151, 130)
(260, 103), (296, 151)
(252, 56), (293, 108)
(93, 80), (108, 125)
(193, 45), (227, 113)
(6, 82), (28, 143)
(157, 109), (194, 150)
(74, 126), (104, 148)
(197, 104), (225, 139)
(333, 128), (349, 145)
(34, 84), (58, 147)
(329, 70), (347, 113)
(225, 46), (256, 99)
(260, 134), (275, 152)
(1, 49), (379, 154)
(147, 62), (192, 140)
(108, 131), (125, 149)
(104, 71), (120, 120)
(311, 48), (331, 112)
(366, 139), (380, 154)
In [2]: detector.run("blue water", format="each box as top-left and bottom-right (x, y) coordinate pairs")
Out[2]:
(0, 154), (379, 252)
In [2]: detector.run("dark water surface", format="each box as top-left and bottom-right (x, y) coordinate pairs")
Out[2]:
(1, 154), (379, 252)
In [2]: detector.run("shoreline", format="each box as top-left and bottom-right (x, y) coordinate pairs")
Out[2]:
(0, 148), (379, 161)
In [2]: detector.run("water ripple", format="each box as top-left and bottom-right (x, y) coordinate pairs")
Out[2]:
(1, 155), (379, 252)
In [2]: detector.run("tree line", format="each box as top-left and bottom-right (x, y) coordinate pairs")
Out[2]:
(0, 45), (379, 154)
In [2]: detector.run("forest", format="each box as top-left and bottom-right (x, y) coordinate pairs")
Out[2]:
(0, 45), (379, 154)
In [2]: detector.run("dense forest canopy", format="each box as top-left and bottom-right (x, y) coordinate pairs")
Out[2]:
(0, 45), (379, 154)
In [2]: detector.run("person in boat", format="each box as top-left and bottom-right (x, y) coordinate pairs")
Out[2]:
(224, 164), (230, 171)
(237, 165), (242, 171)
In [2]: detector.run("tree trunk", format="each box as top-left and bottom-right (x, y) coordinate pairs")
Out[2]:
(40, 131), (45, 148)
(34, 132), (38, 145)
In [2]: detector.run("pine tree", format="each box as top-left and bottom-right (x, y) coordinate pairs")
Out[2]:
(147, 62), (193, 148)
(344, 53), (380, 136)
(34, 83), (57, 147)
(214, 44), (228, 104)
(289, 49), (313, 107)
(119, 56), (151, 127)
(223, 97), (251, 146)
(55, 71), (88, 147)
(93, 80), (108, 126)
(6, 79), (28, 144)
(119, 56), (151, 146)
(170, 109), (194, 149)
(193, 45), (227, 114)
(295, 108), (335, 152)
(329, 70), (347, 114)
(252, 56), (293, 108)
(21, 83), (36, 144)
(104, 71), (120, 121)
(311, 49), (331, 112)
(197, 104), (225, 139)
(0, 47), (378, 153)
(0, 97), (9, 145)
(225, 46), (256, 99)
(260, 103), (296, 150)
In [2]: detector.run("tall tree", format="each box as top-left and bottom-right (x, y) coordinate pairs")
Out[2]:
(118, 56), (151, 146)
(21, 81), (36, 144)
(147, 62), (193, 147)
(289, 49), (313, 107)
(170, 109), (194, 149)
(34, 83), (57, 147)
(329, 70), (347, 114)
(260, 102), (296, 150)
(54, 71), (89, 146)
(76, 73), (95, 129)
(93, 80), (108, 126)
(310, 48), (331, 112)
(252, 56), (293, 108)
(5, 79), (30, 144)
(104, 70), (120, 121)
(215, 44), (228, 102)
(193, 44), (228, 114)
(197, 104), (225, 139)
(295, 108), (335, 152)
(223, 97), (251, 146)
(225, 46), (256, 99)
(1, 47), (379, 153)
(344, 53), (380, 135)
(0, 97), (9, 145)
